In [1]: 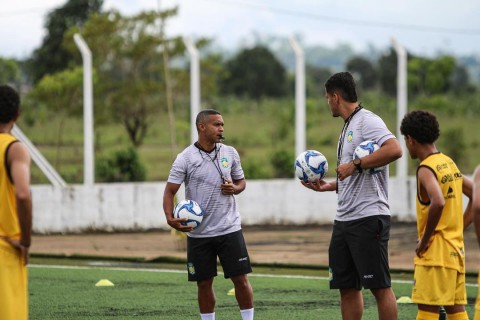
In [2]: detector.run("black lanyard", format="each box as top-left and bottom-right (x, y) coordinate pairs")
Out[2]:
(195, 142), (224, 183)
(336, 104), (363, 193)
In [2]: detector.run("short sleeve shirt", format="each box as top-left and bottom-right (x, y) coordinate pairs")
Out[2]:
(167, 143), (244, 237)
(336, 108), (396, 221)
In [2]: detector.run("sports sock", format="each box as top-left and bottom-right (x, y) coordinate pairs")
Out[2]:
(240, 308), (254, 320)
(200, 312), (215, 320)
(447, 310), (469, 320)
(416, 309), (440, 320)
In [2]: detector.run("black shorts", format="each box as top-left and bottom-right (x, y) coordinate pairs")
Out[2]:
(328, 215), (392, 290)
(186, 230), (252, 282)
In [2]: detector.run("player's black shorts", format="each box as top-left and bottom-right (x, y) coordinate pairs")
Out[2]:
(328, 215), (392, 290)
(186, 230), (252, 282)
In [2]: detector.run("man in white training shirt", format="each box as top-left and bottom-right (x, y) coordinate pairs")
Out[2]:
(163, 109), (254, 320)
(301, 72), (402, 320)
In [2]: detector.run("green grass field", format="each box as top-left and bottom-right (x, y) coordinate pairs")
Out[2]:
(29, 259), (478, 319)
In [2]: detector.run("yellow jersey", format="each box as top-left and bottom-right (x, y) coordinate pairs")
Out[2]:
(0, 134), (20, 240)
(414, 152), (465, 272)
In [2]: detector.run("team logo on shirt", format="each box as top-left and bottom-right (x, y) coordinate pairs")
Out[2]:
(347, 131), (353, 143)
(221, 157), (229, 168)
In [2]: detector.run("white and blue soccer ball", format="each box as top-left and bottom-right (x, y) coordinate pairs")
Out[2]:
(295, 150), (328, 182)
(353, 140), (386, 174)
(173, 199), (204, 229)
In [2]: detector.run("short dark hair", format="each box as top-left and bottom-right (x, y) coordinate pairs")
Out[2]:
(400, 110), (440, 144)
(195, 109), (221, 127)
(0, 85), (20, 124)
(324, 72), (358, 103)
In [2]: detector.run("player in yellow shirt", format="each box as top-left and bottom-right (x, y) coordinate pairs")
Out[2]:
(0, 85), (32, 320)
(400, 110), (472, 320)
(472, 165), (480, 320)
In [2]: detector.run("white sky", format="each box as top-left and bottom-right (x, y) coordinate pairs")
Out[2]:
(1, 0), (480, 59)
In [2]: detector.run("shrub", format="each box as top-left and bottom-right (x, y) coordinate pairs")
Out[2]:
(270, 149), (294, 178)
(96, 146), (147, 182)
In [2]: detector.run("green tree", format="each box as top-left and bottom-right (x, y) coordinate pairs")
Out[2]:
(408, 55), (456, 96)
(346, 56), (377, 90)
(440, 127), (466, 168)
(426, 56), (455, 94)
(64, 8), (184, 147)
(221, 45), (287, 100)
(27, 0), (103, 83)
(200, 53), (227, 104)
(306, 65), (332, 97)
(26, 67), (85, 167)
(377, 48), (397, 96)
(0, 57), (20, 85)
(450, 64), (473, 94)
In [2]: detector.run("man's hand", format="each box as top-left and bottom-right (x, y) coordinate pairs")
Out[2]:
(166, 217), (193, 233)
(300, 179), (336, 192)
(336, 162), (356, 181)
(221, 177), (236, 195)
(415, 238), (429, 258)
(1, 236), (29, 265)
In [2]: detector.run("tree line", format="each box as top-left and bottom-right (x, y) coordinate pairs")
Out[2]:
(1, 0), (478, 182)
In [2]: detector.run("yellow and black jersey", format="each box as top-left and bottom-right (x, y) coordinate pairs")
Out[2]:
(415, 152), (465, 272)
(0, 133), (19, 241)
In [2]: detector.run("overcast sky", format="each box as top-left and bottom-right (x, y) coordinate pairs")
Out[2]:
(1, 0), (480, 59)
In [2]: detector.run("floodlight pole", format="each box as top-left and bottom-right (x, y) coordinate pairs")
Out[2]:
(74, 33), (94, 187)
(183, 37), (201, 144)
(392, 38), (408, 179)
(289, 36), (306, 167)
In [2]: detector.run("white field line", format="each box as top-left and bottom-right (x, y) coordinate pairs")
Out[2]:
(29, 264), (478, 288)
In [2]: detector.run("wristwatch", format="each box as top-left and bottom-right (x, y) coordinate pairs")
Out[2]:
(353, 158), (363, 173)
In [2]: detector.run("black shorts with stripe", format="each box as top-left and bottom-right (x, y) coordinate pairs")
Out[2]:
(328, 215), (392, 290)
(186, 230), (252, 282)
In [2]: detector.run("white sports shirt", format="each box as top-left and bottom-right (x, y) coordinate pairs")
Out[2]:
(336, 108), (396, 221)
(167, 143), (244, 237)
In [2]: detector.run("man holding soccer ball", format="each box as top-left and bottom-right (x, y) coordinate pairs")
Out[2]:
(163, 109), (254, 320)
(302, 72), (402, 319)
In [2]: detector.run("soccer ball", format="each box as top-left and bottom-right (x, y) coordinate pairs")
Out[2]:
(173, 199), (204, 229)
(353, 140), (386, 174)
(294, 150), (328, 182)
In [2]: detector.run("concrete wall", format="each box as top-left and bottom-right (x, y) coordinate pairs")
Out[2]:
(32, 177), (421, 234)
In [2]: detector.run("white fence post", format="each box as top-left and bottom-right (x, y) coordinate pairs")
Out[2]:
(183, 37), (201, 144)
(392, 38), (408, 179)
(392, 38), (410, 214)
(74, 33), (95, 187)
(289, 36), (306, 166)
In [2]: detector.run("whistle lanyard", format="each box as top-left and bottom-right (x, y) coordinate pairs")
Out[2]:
(195, 142), (224, 183)
(336, 104), (363, 193)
